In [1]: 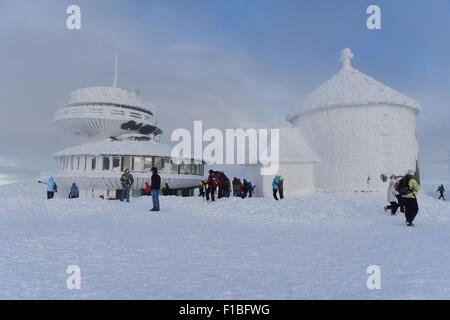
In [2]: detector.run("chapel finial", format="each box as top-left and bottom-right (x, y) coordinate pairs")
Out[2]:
(340, 48), (354, 70)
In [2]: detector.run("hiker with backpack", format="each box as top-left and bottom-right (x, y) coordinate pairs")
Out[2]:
(384, 177), (399, 215)
(272, 176), (284, 200)
(437, 184), (446, 201)
(396, 170), (421, 227)
(69, 182), (79, 199)
(38, 177), (58, 199)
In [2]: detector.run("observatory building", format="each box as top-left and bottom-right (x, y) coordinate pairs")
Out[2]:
(250, 48), (421, 196)
(51, 58), (203, 199)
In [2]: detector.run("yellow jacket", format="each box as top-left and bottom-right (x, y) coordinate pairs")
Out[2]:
(403, 178), (420, 199)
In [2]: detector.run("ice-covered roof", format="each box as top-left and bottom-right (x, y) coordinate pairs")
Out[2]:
(278, 127), (319, 163)
(286, 48), (421, 122)
(53, 139), (202, 161)
(67, 87), (155, 113)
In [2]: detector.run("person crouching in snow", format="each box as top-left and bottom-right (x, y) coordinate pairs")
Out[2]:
(120, 169), (134, 202)
(69, 182), (79, 199)
(199, 180), (205, 197)
(38, 177), (57, 199)
(144, 182), (151, 196)
(401, 169), (421, 227)
(150, 167), (161, 211)
(384, 178), (399, 215)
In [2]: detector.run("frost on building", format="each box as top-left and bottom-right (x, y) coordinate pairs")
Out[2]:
(51, 59), (203, 199)
(252, 48), (421, 195)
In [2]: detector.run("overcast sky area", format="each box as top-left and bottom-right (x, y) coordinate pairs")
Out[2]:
(0, 0), (449, 187)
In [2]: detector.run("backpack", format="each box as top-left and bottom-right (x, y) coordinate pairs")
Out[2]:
(54, 183), (58, 193)
(395, 177), (411, 196)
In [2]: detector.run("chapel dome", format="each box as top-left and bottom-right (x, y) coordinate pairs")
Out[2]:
(285, 48), (421, 122)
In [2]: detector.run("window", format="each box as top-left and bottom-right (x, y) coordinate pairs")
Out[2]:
(144, 157), (153, 171)
(132, 157), (142, 172)
(91, 157), (96, 170)
(170, 160), (178, 174)
(112, 156), (120, 169)
(84, 156), (87, 171)
(121, 156), (131, 171)
(77, 157), (80, 170)
(70, 156), (74, 170)
(179, 161), (184, 174)
(103, 157), (110, 170)
(154, 157), (162, 171)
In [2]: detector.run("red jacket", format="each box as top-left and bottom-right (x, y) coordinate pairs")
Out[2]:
(208, 174), (217, 188)
(145, 182), (151, 194)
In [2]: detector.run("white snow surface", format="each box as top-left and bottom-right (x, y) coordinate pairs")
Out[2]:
(1, 182), (450, 299)
(286, 65), (421, 122)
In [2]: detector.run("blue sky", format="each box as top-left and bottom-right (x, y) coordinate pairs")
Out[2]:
(0, 0), (449, 186)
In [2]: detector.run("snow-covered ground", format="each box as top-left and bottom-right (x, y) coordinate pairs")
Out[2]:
(1, 182), (450, 299)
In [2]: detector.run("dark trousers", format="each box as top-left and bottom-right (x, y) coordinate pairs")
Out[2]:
(206, 187), (215, 201)
(386, 201), (399, 215)
(404, 197), (419, 224)
(249, 190), (253, 198)
(199, 188), (205, 197)
(396, 195), (405, 213)
(439, 192), (445, 201)
(47, 191), (54, 199)
(273, 189), (279, 200)
(233, 190), (237, 197)
(279, 188), (284, 199)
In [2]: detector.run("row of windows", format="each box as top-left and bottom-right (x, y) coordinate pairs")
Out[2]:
(60, 155), (204, 175)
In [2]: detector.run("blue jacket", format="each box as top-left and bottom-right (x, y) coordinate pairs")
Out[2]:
(41, 177), (56, 192)
(70, 183), (79, 197)
(272, 176), (280, 190)
(248, 182), (254, 191)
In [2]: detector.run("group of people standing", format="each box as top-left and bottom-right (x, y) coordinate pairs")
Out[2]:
(231, 177), (255, 198)
(198, 171), (256, 201)
(384, 169), (421, 227)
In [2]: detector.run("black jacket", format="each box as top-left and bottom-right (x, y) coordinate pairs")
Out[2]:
(151, 173), (161, 190)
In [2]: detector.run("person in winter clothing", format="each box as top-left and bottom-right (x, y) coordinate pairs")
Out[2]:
(217, 172), (225, 199)
(120, 169), (134, 202)
(206, 170), (217, 202)
(199, 181), (205, 197)
(272, 176), (284, 200)
(38, 177), (57, 199)
(225, 179), (231, 197)
(232, 178), (239, 197)
(384, 178), (399, 215)
(162, 183), (170, 196)
(144, 182), (151, 196)
(402, 169), (421, 227)
(150, 167), (161, 211)
(69, 183), (79, 199)
(240, 179), (249, 198)
(248, 181), (255, 198)
(437, 184), (446, 201)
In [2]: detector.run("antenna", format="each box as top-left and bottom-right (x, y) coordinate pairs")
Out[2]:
(113, 54), (119, 87)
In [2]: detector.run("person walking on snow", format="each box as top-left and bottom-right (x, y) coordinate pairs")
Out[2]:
(38, 177), (57, 199)
(69, 182), (79, 199)
(401, 169), (421, 227)
(272, 176), (284, 200)
(384, 178), (399, 215)
(120, 169), (134, 202)
(150, 167), (161, 211)
(437, 184), (446, 201)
